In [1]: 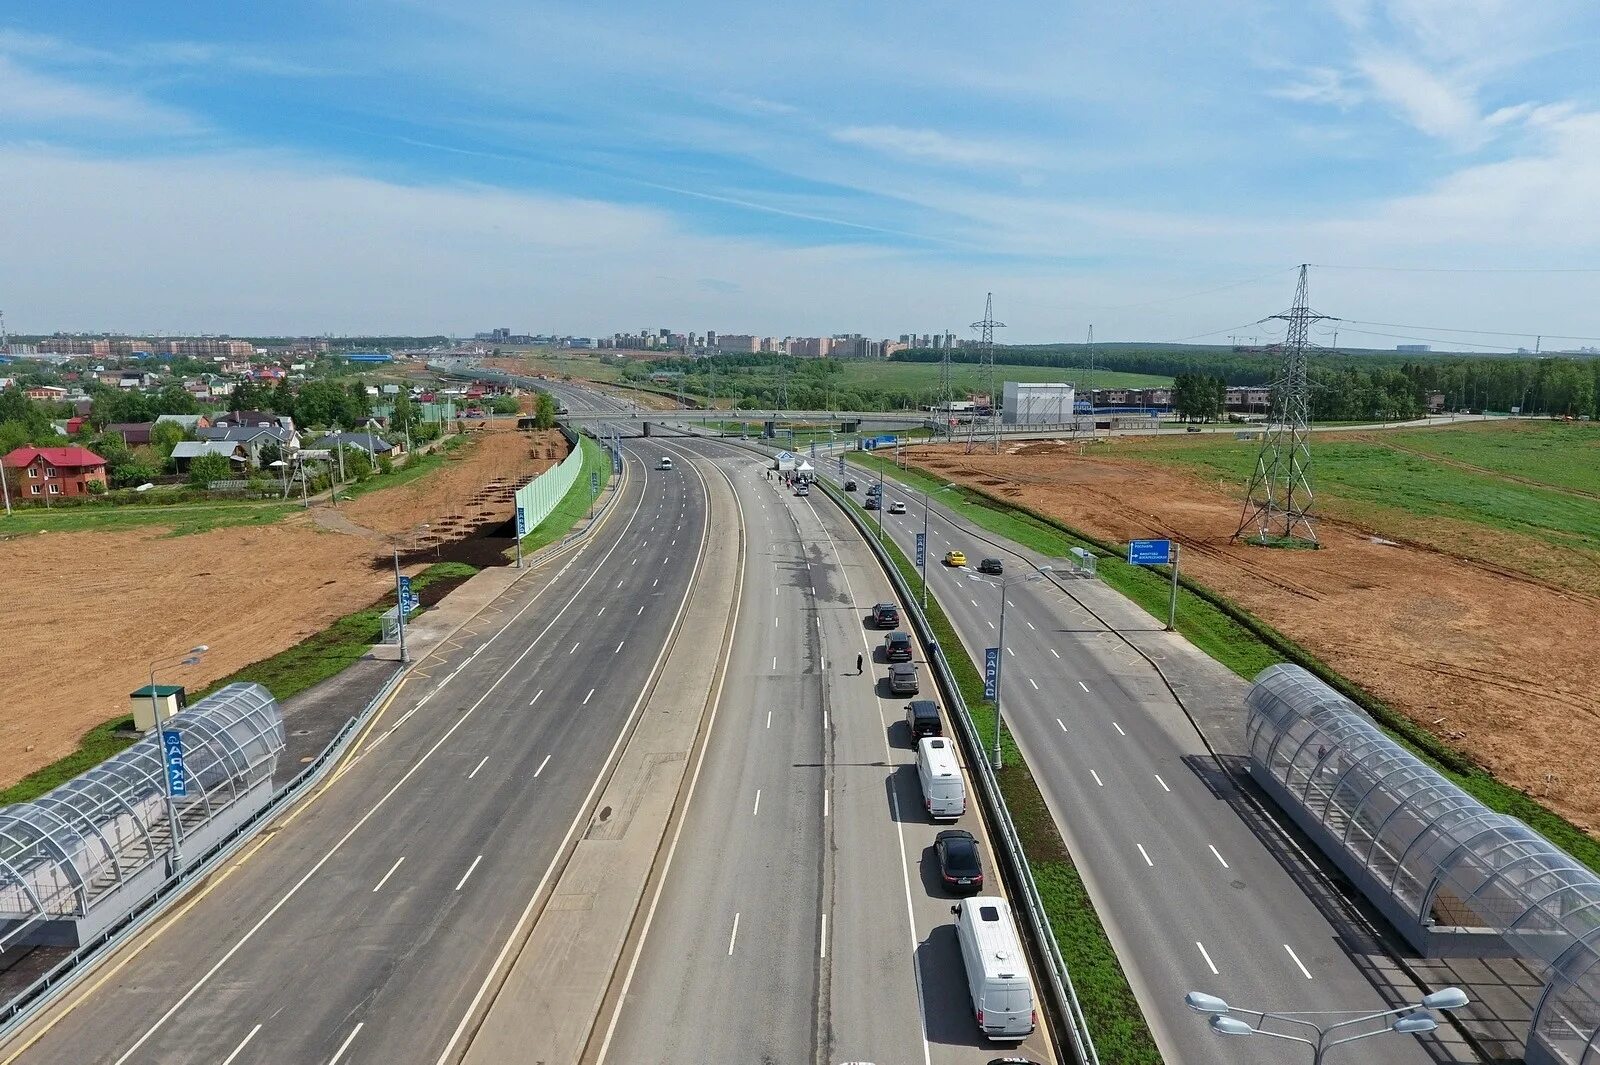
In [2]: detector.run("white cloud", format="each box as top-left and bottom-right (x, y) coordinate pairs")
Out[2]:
(1354, 52), (1482, 142)
(1271, 67), (1364, 108)
(0, 56), (198, 132)
(830, 125), (1033, 169)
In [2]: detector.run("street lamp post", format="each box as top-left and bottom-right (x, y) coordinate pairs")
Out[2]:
(968, 567), (1051, 770)
(149, 644), (208, 875)
(1184, 987), (1469, 1064)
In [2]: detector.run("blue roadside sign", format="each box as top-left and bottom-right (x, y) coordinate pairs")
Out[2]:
(915, 531), (926, 568)
(1128, 538), (1174, 566)
(162, 729), (187, 798)
(984, 647), (1000, 700)
(809, 440), (816, 458)
(590, 470), (600, 494)
(515, 505), (528, 539)
(399, 575), (419, 613)
(836, 453), (845, 477)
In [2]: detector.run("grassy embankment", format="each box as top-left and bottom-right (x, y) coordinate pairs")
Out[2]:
(832, 484), (1163, 1064)
(849, 424), (1600, 873)
(0, 561), (479, 806)
(518, 434), (613, 555)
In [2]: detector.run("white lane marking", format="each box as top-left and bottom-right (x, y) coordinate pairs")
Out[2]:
(467, 756), (489, 779)
(636, 605), (645, 616)
(616, 580), (623, 589)
(220, 1024), (262, 1065)
(766, 710), (772, 729)
(1057, 718), (1067, 732)
(615, 641), (625, 654)
(583, 688), (596, 705)
(772, 655), (777, 670)
(663, 556), (669, 564)
(327, 1023), (364, 1065)
(1050, 648), (1060, 659)
(1196, 941), (1220, 976)
(1026, 620), (1036, 631)
(1113, 721), (1126, 736)
(631, 557), (637, 565)
(1090, 770), (1104, 786)
(1285, 944), (1314, 979)
(534, 754), (551, 777)
(987, 621), (995, 630)
(455, 855), (484, 892)
(1154, 774), (1171, 792)
(568, 642), (580, 655)
(752, 789), (762, 817)
(652, 578), (659, 588)
(727, 913), (741, 956)
(1210, 845), (1230, 869)
(1028, 677), (1039, 690)
(820, 912), (828, 959)
(970, 598), (978, 608)
(823, 789), (829, 818)
(372, 856), (405, 893)
(1006, 646), (1014, 657)
(529, 689), (544, 705)
(597, 606), (607, 617)
(774, 615), (779, 627)
(1078, 680), (1090, 692)
(1136, 844), (1154, 867)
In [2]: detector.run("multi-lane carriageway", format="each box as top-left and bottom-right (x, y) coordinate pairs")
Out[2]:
(0, 418), (1057, 1064)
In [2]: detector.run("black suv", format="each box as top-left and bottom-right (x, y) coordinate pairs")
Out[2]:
(871, 602), (900, 629)
(843, 479), (858, 491)
(905, 699), (942, 738)
(977, 557), (1004, 575)
(883, 631), (913, 662)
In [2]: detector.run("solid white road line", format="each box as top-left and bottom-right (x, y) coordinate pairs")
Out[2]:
(455, 855), (484, 892)
(823, 790), (829, 818)
(467, 756), (489, 779)
(372, 857), (405, 893)
(1078, 680), (1090, 692)
(1196, 942), (1220, 976)
(583, 688), (595, 705)
(1057, 718), (1067, 732)
(752, 789), (761, 817)
(1028, 677), (1039, 690)
(1090, 770), (1104, 786)
(327, 1023), (363, 1065)
(534, 754), (551, 777)
(220, 1024), (262, 1065)
(1284, 944), (1314, 979)
(1136, 844), (1154, 867)
(820, 912), (828, 959)
(529, 689), (543, 705)
(727, 913), (741, 956)
(1113, 721), (1126, 736)
(1154, 774), (1170, 792)
(1209, 844), (1230, 869)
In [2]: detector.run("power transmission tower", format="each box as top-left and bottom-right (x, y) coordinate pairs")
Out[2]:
(939, 344), (953, 425)
(1234, 264), (1335, 547)
(965, 293), (1005, 453)
(1084, 323), (1095, 436)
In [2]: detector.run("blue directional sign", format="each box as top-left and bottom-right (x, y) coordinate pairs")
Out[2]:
(399, 575), (419, 613)
(515, 505), (528, 539)
(1128, 538), (1174, 566)
(836, 453), (845, 478)
(590, 470), (600, 494)
(162, 729), (187, 798)
(983, 647), (1000, 700)
(611, 448), (623, 474)
(915, 531), (926, 568)
(809, 440), (817, 458)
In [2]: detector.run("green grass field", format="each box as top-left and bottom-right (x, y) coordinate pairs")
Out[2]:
(519, 435), (612, 554)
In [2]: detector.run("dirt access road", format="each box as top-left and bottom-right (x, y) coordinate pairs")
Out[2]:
(908, 438), (1600, 834)
(0, 427), (565, 789)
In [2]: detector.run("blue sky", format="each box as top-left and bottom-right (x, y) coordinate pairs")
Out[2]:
(4, 1), (1600, 345)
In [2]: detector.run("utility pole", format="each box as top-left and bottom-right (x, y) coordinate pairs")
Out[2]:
(966, 293), (1005, 453)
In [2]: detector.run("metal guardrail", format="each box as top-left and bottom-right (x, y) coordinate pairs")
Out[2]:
(689, 426), (1098, 1065)
(0, 665), (408, 1042)
(814, 473), (1101, 1065)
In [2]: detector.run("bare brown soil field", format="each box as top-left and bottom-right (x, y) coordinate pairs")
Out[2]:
(0, 427), (564, 789)
(907, 441), (1600, 832)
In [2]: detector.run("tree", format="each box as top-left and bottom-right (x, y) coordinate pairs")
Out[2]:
(270, 379), (297, 418)
(230, 381), (261, 413)
(534, 391), (558, 429)
(149, 420), (188, 457)
(489, 395), (521, 416)
(187, 452), (232, 486)
(390, 392), (418, 435)
(151, 385), (199, 416)
(258, 440), (283, 469)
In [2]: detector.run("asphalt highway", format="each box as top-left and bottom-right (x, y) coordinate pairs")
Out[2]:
(602, 438), (1056, 1065)
(1, 437), (713, 1065)
(819, 454), (1448, 1065)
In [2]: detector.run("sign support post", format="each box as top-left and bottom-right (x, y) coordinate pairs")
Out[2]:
(1127, 538), (1179, 631)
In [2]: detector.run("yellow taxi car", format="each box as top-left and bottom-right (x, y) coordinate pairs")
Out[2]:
(943, 549), (966, 567)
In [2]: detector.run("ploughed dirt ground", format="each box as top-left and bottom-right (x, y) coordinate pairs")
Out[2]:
(0, 426), (566, 789)
(907, 439), (1600, 833)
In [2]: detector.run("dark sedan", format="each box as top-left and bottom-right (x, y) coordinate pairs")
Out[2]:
(935, 829), (985, 895)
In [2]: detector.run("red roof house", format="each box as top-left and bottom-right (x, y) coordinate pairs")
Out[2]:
(2, 446), (109, 499)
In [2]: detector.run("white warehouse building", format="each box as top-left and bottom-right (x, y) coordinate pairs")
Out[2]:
(1002, 381), (1076, 425)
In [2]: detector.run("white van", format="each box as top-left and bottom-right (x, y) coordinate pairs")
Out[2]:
(657, 456), (673, 470)
(916, 737), (966, 821)
(951, 895), (1036, 1042)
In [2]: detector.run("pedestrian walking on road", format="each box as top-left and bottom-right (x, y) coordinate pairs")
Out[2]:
(856, 652), (864, 675)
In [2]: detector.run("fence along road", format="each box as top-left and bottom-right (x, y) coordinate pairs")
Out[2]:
(0, 438), (717, 1065)
(600, 439), (1057, 1065)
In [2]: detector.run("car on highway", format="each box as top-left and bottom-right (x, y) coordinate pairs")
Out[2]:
(795, 484), (810, 496)
(888, 500), (907, 514)
(658, 456), (673, 470)
(864, 496), (880, 510)
(888, 662), (919, 695)
(843, 479), (858, 491)
(865, 483), (881, 497)
(952, 896), (1035, 1041)
(871, 602), (900, 629)
(917, 736), (966, 821)
(944, 550), (967, 567)
(978, 557), (1004, 575)
(905, 698), (942, 739)
(883, 630), (913, 662)
(934, 829), (985, 895)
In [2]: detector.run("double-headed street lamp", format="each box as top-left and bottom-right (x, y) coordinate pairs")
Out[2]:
(149, 644), (209, 874)
(917, 481), (959, 609)
(966, 567), (1051, 770)
(1184, 987), (1469, 1063)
